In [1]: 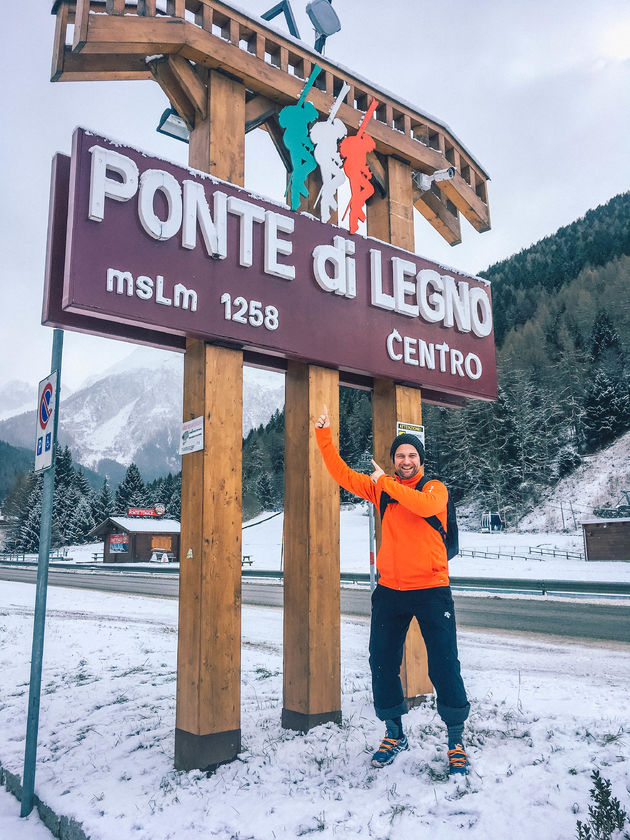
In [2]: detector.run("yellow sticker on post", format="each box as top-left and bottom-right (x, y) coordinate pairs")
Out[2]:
(395, 422), (425, 447)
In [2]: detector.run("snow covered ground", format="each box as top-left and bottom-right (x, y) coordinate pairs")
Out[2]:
(1, 579), (630, 839)
(0, 785), (52, 840)
(48, 505), (630, 584)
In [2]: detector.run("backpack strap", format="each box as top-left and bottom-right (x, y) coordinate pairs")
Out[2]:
(378, 476), (447, 545)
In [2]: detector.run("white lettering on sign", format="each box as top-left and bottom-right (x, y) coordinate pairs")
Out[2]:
(88, 145), (297, 280)
(181, 181), (227, 259)
(369, 251), (493, 336)
(106, 268), (197, 311)
(88, 146), (139, 222)
(138, 169), (183, 241)
(227, 196), (266, 267)
(220, 292), (279, 331)
(312, 235), (356, 298)
(81, 140), (494, 395)
(264, 211), (295, 280)
(386, 329), (482, 380)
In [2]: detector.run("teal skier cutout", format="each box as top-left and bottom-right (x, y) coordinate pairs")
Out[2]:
(279, 65), (323, 211)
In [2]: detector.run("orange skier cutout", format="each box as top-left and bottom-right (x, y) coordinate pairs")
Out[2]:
(340, 98), (379, 234)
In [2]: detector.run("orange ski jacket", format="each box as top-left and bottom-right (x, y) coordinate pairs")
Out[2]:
(316, 426), (449, 591)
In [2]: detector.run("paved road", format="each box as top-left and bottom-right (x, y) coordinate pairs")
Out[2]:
(2, 566), (629, 643)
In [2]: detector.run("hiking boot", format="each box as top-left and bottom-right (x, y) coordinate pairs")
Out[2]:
(371, 733), (409, 768)
(447, 743), (469, 775)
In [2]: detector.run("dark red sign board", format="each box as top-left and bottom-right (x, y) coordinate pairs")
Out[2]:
(43, 128), (497, 403)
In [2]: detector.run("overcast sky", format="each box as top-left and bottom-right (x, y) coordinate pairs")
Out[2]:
(1, 0), (628, 392)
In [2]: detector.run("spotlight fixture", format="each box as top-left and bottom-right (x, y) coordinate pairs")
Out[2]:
(156, 107), (190, 143)
(306, 0), (341, 53)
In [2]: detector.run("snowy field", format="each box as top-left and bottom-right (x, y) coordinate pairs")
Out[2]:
(1, 580), (630, 839)
(40, 505), (630, 584)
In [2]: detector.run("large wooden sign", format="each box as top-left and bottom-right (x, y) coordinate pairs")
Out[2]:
(47, 0), (498, 772)
(44, 128), (497, 402)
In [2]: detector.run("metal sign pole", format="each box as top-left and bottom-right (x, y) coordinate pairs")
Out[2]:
(21, 328), (64, 818)
(368, 504), (376, 592)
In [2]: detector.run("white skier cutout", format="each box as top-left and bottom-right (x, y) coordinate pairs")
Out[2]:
(309, 82), (351, 223)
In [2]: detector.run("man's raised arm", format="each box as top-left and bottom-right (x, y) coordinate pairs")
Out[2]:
(314, 404), (377, 504)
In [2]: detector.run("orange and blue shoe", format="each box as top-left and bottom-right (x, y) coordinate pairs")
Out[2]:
(371, 732), (409, 768)
(447, 743), (470, 775)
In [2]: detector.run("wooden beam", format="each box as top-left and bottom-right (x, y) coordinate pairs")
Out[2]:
(188, 69), (246, 187)
(260, 114), (292, 173)
(137, 0), (157, 16)
(51, 1), (70, 82)
(167, 55), (208, 120)
(245, 93), (279, 133)
(283, 362), (341, 731)
(366, 152), (387, 198)
(73, 0), (90, 52)
(367, 156), (414, 253)
(53, 50), (152, 82)
(439, 174), (491, 232)
(175, 341), (243, 770)
(106, 0), (126, 15)
(148, 57), (196, 128)
(413, 185), (462, 246)
(175, 69), (246, 772)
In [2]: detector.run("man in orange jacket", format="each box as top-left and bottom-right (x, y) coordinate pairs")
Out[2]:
(315, 405), (470, 775)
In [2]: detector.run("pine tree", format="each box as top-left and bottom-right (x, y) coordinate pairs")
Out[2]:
(583, 312), (630, 451)
(114, 463), (146, 513)
(91, 479), (114, 526)
(166, 473), (181, 519)
(73, 467), (92, 497)
(67, 497), (96, 544)
(256, 472), (274, 511)
(19, 482), (44, 552)
(55, 446), (75, 492)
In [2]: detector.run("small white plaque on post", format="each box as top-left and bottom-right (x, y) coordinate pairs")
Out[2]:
(179, 416), (204, 455)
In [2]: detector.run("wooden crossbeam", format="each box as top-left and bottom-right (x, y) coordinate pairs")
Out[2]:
(244, 93), (279, 133)
(166, 56), (208, 120)
(147, 58), (197, 127)
(52, 50), (152, 82)
(413, 185), (462, 246)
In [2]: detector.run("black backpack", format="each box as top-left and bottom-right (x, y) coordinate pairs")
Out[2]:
(378, 476), (459, 561)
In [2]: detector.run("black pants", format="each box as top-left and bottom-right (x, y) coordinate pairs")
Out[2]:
(369, 584), (470, 726)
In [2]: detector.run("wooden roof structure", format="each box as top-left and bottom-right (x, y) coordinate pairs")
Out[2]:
(50, 0), (491, 246)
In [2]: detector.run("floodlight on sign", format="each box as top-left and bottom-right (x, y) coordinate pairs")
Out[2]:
(156, 107), (190, 144)
(306, 0), (341, 53)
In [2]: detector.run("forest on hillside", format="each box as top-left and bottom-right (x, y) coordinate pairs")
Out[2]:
(3, 448), (180, 552)
(242, 194), (630, 524)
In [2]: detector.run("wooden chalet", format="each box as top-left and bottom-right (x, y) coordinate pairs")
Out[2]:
(90, 515), (181, 563)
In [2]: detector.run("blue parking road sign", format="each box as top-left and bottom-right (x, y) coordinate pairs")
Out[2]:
(34, 372), (58, 472)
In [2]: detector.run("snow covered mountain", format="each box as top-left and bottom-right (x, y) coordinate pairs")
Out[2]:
(0, 348), (284, 482)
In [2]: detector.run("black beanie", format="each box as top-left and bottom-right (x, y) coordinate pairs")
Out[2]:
(390, 434), (425, 464)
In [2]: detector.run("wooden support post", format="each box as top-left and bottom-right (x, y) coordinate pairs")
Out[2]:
(175, 70), (246, 771)
(282, 363), (341, 731)
(367, 156), (433, 707)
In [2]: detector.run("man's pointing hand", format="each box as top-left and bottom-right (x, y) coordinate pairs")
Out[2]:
(315, 404), (330, 429)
